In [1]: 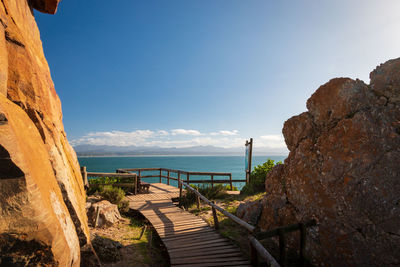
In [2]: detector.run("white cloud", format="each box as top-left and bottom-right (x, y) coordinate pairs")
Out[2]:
(258, 134), (286, 149)
(71, 129), (288, 154)
(210, 130), (239, 136)
(171, 129), (202, 136)
(157, 130), (169, 136)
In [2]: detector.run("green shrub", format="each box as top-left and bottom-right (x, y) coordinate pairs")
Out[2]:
(180, 184), (229, 209)
(99, 186), (130, 213)
(241, 159), (281, 195)
(222, 184), (239, 191)
(118, 200), (130, 213)
(100, 186), (126, 205)
(88, 176), (135, 195)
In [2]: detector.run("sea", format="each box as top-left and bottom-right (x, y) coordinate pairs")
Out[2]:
(78, 155), (286, 190)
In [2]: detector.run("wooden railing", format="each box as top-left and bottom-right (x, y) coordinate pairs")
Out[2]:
(81, 166), (316, 266)
(81, 167), (139, 194)
(116, 167), (246, 190)
(177, 180), (316, 267)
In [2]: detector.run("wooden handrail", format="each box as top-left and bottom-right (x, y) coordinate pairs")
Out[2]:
(117, 167), (235, 190)
(87, 172), (137, 178)
(255, 220), (316, 240)
(249, 235), (280, 267)
(179, 180), (255, 232)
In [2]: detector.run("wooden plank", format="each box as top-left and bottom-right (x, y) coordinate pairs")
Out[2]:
(169, 247), (241, 259)
(154, 224), (209, 232)
(168, 240), (232, 253)
(155, 226), (210, 234)
(172, 256), (249, 265)
(158, 228), (216, 238)
(162, 231), (221, 242)
(166, 238), (237, 250)
(151, 220), (207, 228)
(171, 260), (252, 267)
(171, 252), (243, 263)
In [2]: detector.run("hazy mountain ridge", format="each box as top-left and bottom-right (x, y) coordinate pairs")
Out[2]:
(73, 144), (286, 156)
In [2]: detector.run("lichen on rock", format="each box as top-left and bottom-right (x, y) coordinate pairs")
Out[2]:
(260, 58), (400, 266)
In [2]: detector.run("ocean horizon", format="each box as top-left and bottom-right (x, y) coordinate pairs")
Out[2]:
(78, 155), (287, 189)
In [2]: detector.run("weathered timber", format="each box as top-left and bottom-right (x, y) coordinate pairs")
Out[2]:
(87, 172), (137, 178)
(127, 183), (251, 266)
(212, 201), (219, 230)
(181, 181), (255, 232)
(248, 235), (280, 267)
(255, 220), (317, 240)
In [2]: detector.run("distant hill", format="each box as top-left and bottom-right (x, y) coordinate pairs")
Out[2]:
(73, 144), (287, 156)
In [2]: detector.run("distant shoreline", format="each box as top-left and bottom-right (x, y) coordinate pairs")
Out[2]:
(77, 154), (287, 158)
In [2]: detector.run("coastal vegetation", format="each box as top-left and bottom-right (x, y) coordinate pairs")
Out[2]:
(241, 159), (282, 195)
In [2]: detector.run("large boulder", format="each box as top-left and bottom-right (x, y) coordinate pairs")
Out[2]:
(0, 0), (95, 265)
(260, 58), (400, 266)
(87, 200), (122, 228)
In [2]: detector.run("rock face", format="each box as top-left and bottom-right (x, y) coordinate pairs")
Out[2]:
(260, 58), (400, 266)
(0, 0), (93, 266)
(87, 200), (122, 228)
(236, 199), (265, 226)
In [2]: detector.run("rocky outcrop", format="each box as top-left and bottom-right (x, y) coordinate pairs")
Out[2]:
(87, 200), (122, 228)
(29, 0), (61, 14)
(236, 199), (265, 226)
(0, 0), (94, 266)
(260, 58), (400, 266)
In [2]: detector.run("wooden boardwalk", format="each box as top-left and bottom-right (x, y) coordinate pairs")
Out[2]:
(126, 183), (252, 267)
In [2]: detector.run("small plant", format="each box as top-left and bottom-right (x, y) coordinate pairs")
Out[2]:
(241, 159), (281, 195)
(180, 184), (229, 209)
(118, 200), (130, 213)
(100, 185), (126, 204)
(88, 176), (136, 195)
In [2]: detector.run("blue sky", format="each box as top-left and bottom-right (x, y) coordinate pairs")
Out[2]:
(35, 0), (400, 154)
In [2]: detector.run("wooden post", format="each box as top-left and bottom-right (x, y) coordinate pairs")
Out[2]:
(159, 169), (162, 183)
(245, 138), (253, 183)
(212, 201), (219, 230)
(300, 223), (306, 267)
(179, 181), (183, 208)
(167, 170), (170, 185)
(278, 228), (287, 267)
(229, 174), (233, 190)
(134, 174), (138, 195)
(187, 173), (190, 183)
(211, 175), (214, 188)
(94, 206), (100, 228)
(81, 166), (88, 188)
(178, 172), (181, 188)
(196, 188), (200, 210)
(250, 240), (258, 266)
(248, 138), (253, 182)
(148, 228), (152, 250)
(138, 170), (141, 179)
(139, 224), (147, 240)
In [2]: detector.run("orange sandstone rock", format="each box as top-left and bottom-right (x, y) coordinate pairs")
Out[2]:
(29, 0), (61, 14)
(0, 0), (95, 265)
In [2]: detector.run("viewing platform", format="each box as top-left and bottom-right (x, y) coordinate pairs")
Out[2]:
(127, 183), (252, 266)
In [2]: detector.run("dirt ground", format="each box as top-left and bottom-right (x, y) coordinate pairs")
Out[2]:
(90, 213), (169, 267)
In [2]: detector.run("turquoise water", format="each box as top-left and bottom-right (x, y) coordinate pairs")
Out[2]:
(78, 155), (286, 189)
